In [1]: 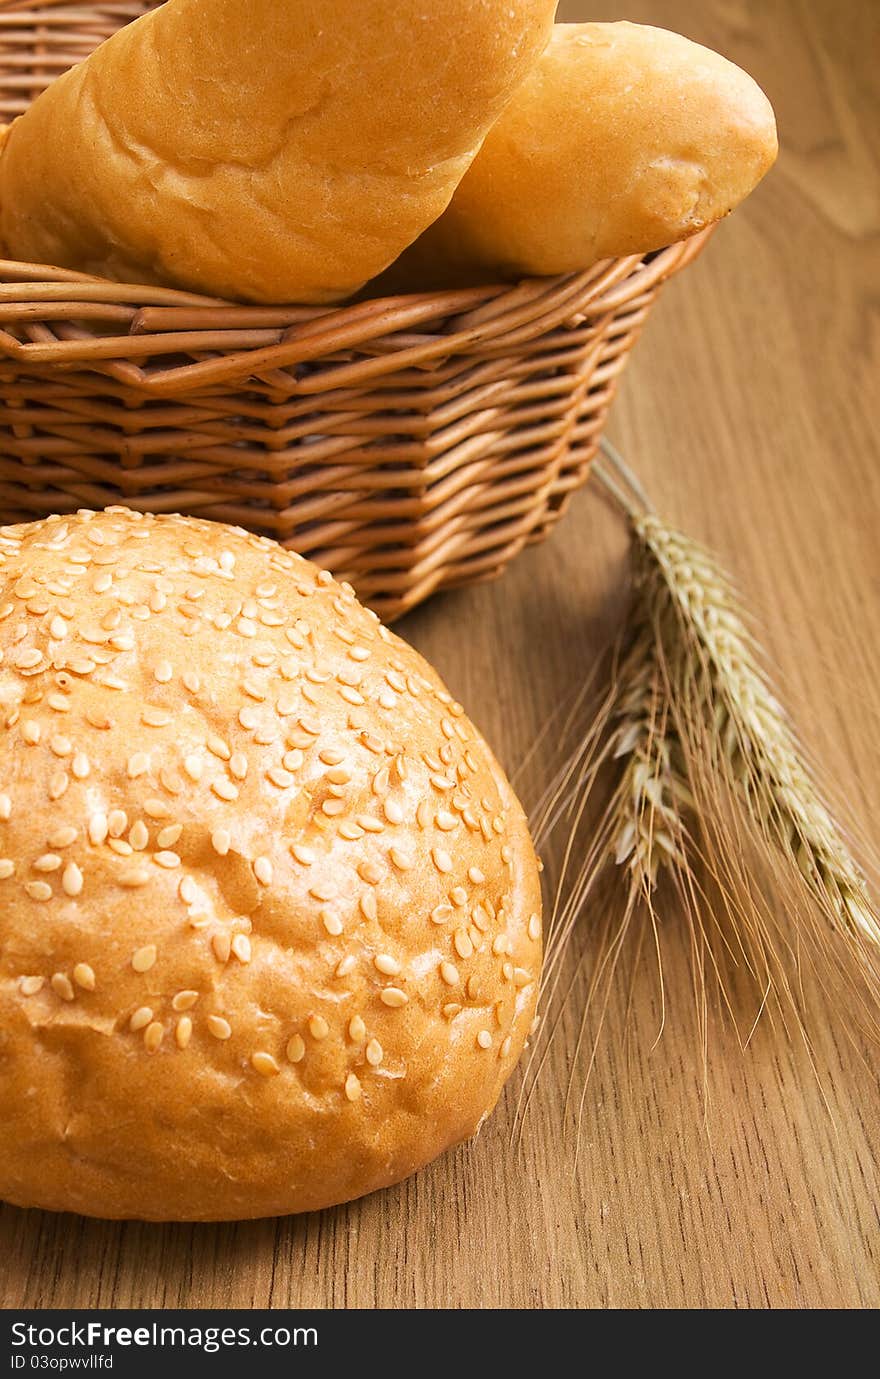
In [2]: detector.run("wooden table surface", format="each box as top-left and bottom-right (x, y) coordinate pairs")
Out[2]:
(2, 0), (879, 1310)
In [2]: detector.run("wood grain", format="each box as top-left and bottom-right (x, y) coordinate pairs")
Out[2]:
(2, 0), (878, 1309)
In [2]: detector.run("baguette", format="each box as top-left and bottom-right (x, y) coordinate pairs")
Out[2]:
(0, 0), (557, 304)
(386, 22), (778, 287)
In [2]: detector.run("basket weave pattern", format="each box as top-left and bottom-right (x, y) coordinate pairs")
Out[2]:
(0, 2), (708, 619)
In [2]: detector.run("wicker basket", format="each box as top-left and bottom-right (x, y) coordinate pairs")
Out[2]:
(0, 2), (709, 620)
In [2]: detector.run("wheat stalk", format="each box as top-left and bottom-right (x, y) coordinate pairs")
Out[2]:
(521, 441), (880, 1128)
(634, 511), (880, 954)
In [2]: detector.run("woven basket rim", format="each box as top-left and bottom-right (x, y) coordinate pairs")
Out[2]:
(0, 233), (712, 396)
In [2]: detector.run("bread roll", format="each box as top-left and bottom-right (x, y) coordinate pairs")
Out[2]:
(387, 22), (778, 286)
(0, 0), (556, 303)
(0, 509), (541, 1220)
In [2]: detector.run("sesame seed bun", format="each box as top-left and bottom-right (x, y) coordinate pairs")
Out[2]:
(0, 509), (541, 1220)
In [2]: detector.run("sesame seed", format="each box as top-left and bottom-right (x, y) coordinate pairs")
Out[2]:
(0, 795), (10, 821)
(154, 851), (180, 869)
(207, 1016), (232, 1040)
(344, 1073), (362, 1102)
(431, 904), (453, 925)
(360, 892), (378, 922)
(454, 930), (474, 960)
(206, 735), (231, 762)
(365, 1038), (383, 1066)
(282, 749), (303, 772)
(71, 752), (90, 779)
(389, 846), (412, 870)
(252, 1051), (280, 1077)
(319, 749), (344, 765)
(308, 1015), (329, 1040)
(130, 1006), (153, 1032)
(322, 909), (343, 936)
(348, 1015), (366, 1041)
(379, 987), (408, 1008)
(108, 809), (127, 838)
(160, 766), (183, 795)
(338, 821), (364, 840)
(229, 752), (248, 780)
(286, 1034), (306, 1063)
(142, 707), (171, 728)
(443, 1002), (462, 1020)
(51, 972), (75, 1001)
(154, 661), (172, 683)
(143, 798), (170, 820)
(62, 862), (84, 897)
(170, 990), (198, 1013)
(129, 820), (149, 851)
(321, 797), (345, 817)
(440, 959), (461, 986)
(253, 856), (273, 885)
(432, 847), (453, 874)
(436, 811), (458, 831)
(211, 828), (231, 857)
(468, 867), (486, 885)
(232, 934), (252, 963)
(20, 975), (45, 997)
(211, 779), (238, 802)
(33, 853), (62, 872)
(291, 843), (315, 866)
(335, 955), (356, 977)
(355, 810), (383, 832)
(212, 932), (232, 963)
(513, 968), (531, 988)
(119, 868), (150, 888)
(127, 752), (150, 778)
(26, 881), (52, 901)
(175, 1016), (193, 1049)
(157, 824), (183, 849)
(183, 753), (203, 781)
(374, 953), (400, 976)
(383, 799), (404, 825)
(131, 944), (157, 973)
(144, 1022), (164, 1053)
(477, 1030), (492, 1050)
(304, 871), (334, 905)
(528, 914), (541, 941)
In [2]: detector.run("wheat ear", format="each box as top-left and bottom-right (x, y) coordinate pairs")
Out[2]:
(523, 441), (880, 1125)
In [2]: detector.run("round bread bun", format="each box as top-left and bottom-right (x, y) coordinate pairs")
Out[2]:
(0, 509), (541, 1220)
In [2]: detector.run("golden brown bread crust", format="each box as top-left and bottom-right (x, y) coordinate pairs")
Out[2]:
(0, 510), (541, 1220)
(386, 22), (778, 287)
(0, 0), (556, 303)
